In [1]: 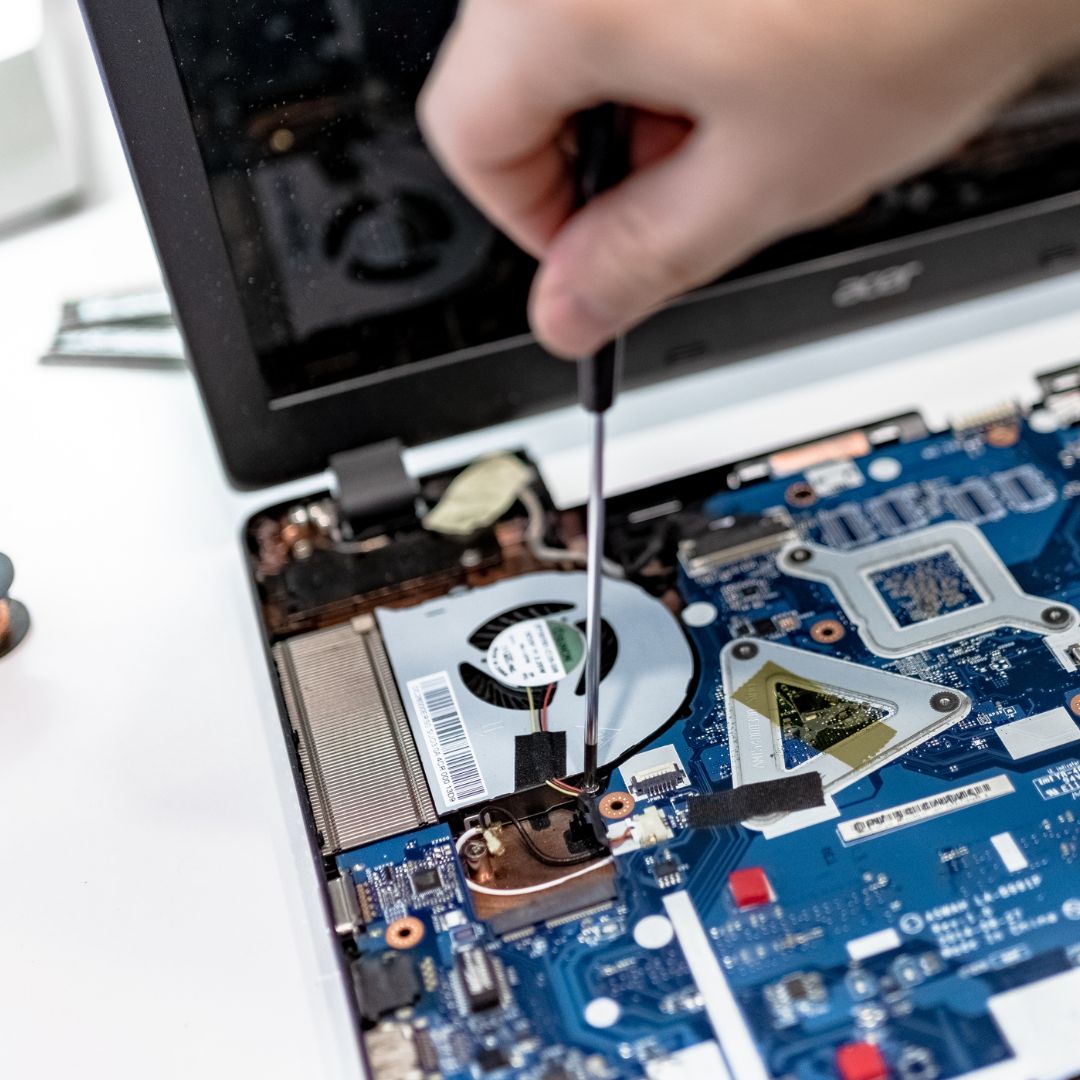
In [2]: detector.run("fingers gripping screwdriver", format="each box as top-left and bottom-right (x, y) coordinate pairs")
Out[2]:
(574, 104), (631, 796)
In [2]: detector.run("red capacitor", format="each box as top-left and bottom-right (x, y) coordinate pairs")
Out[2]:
(835, 1041), (888, 1080)
(728, 866), (771, 909)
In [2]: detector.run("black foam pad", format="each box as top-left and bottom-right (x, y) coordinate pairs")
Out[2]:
(687, 772), (825, 829)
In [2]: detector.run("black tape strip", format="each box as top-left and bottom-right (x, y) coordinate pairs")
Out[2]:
(687, 772), (824, 828)
(514, 731), (568, 788)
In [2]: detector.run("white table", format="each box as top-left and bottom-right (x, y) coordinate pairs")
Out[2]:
(3, 185), (1080, 1078)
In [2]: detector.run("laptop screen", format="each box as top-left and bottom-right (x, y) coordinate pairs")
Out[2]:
(155, 2), (1080, 405)
(156, 1), (536, 403)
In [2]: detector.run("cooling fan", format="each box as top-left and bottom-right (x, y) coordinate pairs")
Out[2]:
(458, 601), (619, 710)
(376, 571), (695, 813)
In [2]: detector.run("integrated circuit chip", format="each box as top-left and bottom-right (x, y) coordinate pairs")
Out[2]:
(410, 866), (442, 894)
(870, 549), (983, 626)
(454, 949), (503, 1013)
(775, 682), (889, 762)
(476, 1047), (511, 1072)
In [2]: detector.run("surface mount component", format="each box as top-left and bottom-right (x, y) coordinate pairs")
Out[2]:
(678, 510), (796, 578)
(363, 1022), (425, 1080)
(619, 744), (691, 799)
(721, 639), (971, 833)
(376, 571), (694, 813)
(274, 614), (437, 854)
(728, 867), (773, 910)
(778, 522), (1080, 666)
(452, 949), (505, 1014)
(351, 952), (421, 1025)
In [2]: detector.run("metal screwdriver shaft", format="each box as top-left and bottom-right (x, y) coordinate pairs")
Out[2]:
(574, 104), (630, 796)
(580, 345), (616, 794)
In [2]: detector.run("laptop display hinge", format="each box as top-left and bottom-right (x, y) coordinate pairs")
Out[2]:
(329, 438), (419, 536)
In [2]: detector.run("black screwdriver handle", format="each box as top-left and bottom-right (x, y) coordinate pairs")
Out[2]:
(574, 104), (631, 415)
(578, 339), (619, 414)
(575, 103), (632, 207)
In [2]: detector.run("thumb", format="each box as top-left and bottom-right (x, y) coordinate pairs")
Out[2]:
(529, 129), (775, 358)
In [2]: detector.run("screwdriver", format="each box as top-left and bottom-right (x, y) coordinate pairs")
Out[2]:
(575, 104), (631, 796)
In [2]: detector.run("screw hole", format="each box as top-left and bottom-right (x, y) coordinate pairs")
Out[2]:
(786, 482), (817, 507)
(810, 619), (845, 644)
(930, 691), (960, 713)
(1042, 606), (1071, 627)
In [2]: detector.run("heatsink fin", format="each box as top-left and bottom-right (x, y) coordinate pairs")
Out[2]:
(275, 614), (437, 854)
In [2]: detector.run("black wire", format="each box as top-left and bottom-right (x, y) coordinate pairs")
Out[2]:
(620, 526), (669, 575)
(478, 804), (604, 867)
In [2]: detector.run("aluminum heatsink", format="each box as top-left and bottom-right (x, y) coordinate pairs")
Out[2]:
(274, 614), (437, 854)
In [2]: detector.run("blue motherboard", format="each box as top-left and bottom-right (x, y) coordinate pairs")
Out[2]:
(333, 415), (1080, 1080)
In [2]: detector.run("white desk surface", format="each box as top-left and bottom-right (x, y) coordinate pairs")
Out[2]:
(3, 187), (1080, 1079)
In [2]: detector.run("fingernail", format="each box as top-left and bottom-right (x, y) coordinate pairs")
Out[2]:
(532, 286), (615, 359)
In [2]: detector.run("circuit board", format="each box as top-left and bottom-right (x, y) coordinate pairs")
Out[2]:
(317, 412), (1080, 1080)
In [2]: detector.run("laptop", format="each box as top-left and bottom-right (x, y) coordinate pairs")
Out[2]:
(80, 4), (1080, 1078)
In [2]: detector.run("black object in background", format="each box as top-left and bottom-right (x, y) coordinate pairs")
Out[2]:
(0, 553), (30, 659)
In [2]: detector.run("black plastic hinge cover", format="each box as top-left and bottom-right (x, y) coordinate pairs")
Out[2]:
(330, 438), (419, 535)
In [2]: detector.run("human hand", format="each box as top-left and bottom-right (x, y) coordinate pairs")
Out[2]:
(420, 0), (1079, 357)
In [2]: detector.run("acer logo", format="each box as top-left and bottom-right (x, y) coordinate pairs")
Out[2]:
(832, 261), (924, 308)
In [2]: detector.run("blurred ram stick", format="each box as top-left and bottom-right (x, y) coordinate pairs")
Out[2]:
(42, 286), (185, 368)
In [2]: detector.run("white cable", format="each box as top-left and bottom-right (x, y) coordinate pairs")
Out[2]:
(519, 486), (624, 578)
(455, 828), (614, 897)
(465, 856), (614, 897)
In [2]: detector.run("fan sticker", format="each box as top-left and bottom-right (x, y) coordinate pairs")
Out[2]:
(486, 618), (585, 688)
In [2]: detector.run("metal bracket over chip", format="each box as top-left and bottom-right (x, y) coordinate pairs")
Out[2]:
(777, 522), (1080, 668)
(721, 639), (971, 833)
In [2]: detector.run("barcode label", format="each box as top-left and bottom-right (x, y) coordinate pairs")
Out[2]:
(407, 671), (487, 808)
(838, 774), (1014, 843)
